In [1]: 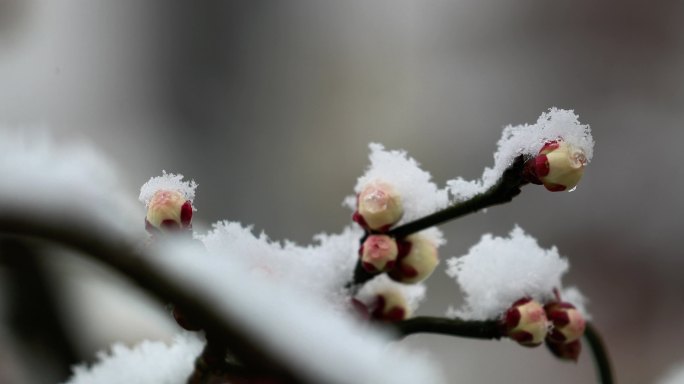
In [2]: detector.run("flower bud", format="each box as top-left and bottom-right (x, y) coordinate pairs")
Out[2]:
(360, 235), (398, 273)
(501, 298), (549, 347)
(353, 181), (403, 231)
(370, 289), (411, 322)
(145, 189), (193, 232)
(544, 302), (586, 343)
(524, 141), (587, 192)
(546, 339), (582, 362)
(388, 235), (438, 284)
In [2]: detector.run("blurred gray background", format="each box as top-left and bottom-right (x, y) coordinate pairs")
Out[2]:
(1, 1), (683, 383)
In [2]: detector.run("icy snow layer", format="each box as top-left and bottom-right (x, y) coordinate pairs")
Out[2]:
(0, 128), (140, 238)
(64, 334), (203, 384)
(139, 171), (197, 208)
(198, 221), (360, 311)
(148, 239), (446, 384)
(198, 221), (428, 313)
(448, 108), (594, 201)
(344, 143), (450, 225)
(446, 226), (589, 321)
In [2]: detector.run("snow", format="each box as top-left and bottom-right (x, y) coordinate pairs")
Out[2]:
(139, 172), (197, 209)
(148, 239), (446, 384)
(64, 333), (203, 384)
(0, 128), (141, 237)
(198, 221), (360, 311)
(445, 225), (589, 321)
(448, 108), (594, 200)
(345, 143), (450, 224)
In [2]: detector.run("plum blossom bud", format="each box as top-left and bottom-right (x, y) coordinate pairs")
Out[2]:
(145, 189), (193, 232)
(546, 339), (582, 362)
(544, 302), (586, 343)
(370, 289), (411, 322)
(501, 298), (549, 347)
(353, 181), (403, 231)
(388, 235), (438, 284)
(360, 235), (398, 273)
(524, 141), (587, 192)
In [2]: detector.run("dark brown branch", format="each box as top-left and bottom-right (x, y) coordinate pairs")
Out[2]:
(0, 237), (81, 382)
(584, 322), (614, 384)
(0, 207), (306, 384)
(388, 155), (527, 239)
(390, 316), (503, 340)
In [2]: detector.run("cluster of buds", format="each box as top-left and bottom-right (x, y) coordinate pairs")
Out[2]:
(501, 297), (586, 361)
(523, 140), (587, 192)
(353, 180), (439, 285)
(145, 189), (194, 234)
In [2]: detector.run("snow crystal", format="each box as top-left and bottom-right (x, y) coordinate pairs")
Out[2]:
(0, 128), (140, 237)
(139, 171), (197, 208)
(356, 274), (427, 313)
(345, 143), (450, 224)
(64, 333), (203, 384)
(448, 108), (594, 201)
(148, 239), (446, 384)
(198, 221), (361, 311)
(445, 226), (570, 320)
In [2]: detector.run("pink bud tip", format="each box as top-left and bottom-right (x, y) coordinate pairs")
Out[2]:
(361, 235), (399, 272)
(356, 181), (403, 231)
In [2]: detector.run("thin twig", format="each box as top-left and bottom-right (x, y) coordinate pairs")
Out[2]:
(584, 322), (614, 384)
(389, 155), (527, 238)
(390, 316), (503, 340)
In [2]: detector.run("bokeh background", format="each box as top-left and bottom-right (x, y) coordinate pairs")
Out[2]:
(1, 1), (683, 383)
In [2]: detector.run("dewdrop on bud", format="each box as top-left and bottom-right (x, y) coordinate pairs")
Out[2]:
(544, 302), (586, 343)
(388, 235), (438, 284)
(145, 190), (193, 232)
(501, 298), (549, 347)
(370, 289), (411, 322)
(360, 235), (398, 273)
(353, 181), (403, 231)
(524, 141), (587, 192)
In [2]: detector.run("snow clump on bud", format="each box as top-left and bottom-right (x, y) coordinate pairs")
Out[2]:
(354, 180), (403, 231)
(501, 298), (549, 347)
(140, 171), (197, 232)
(389, 234), (439, 284)
(360, 234), (398, 272)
